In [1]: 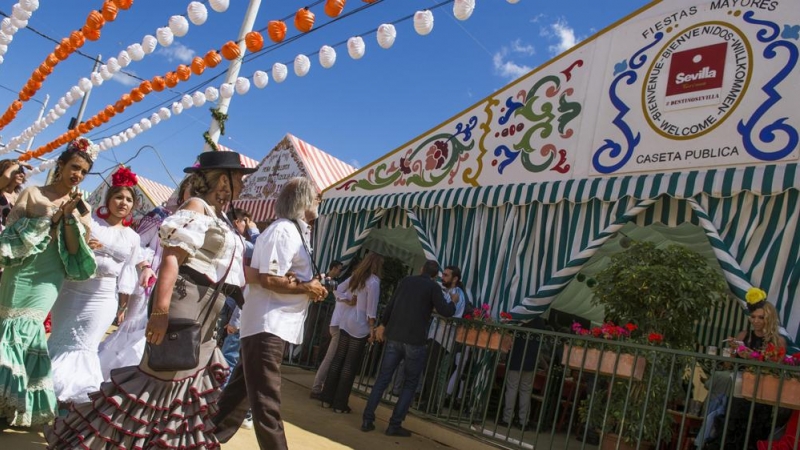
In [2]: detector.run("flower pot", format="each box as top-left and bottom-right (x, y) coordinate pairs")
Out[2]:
(600, 432), (654, 450)
(741, 371), (800, 409)
(454, 326), (512, 352)
(562, 344), (646, 381)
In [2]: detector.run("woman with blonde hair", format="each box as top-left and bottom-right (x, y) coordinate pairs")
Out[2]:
(321, 253), (384, 413)
(734, 291), (786, 357)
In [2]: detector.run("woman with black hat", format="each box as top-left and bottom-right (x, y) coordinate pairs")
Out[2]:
(47, 151), (256, 450)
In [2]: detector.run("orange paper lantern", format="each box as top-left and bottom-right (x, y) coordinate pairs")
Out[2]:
(55, 47), (71, 61)
(120, 93), (132, 107)
(294, 8), (315, 33)
(220, 41), (240, 61)
(78, 123), (89, 134)
(267, 20), (287, 43)
(130, 88), (145, 102)
(45, 53), (59, 67)
(114, 0), (133, 10)
(102, 1), (119, 21)
(32, 69), (45, 83)
(82, 25), (101, 41)
(11, 100), (23, 112)
(114, 101), (126, 114)
(165, 72), (178, 88)
(91, 116), (102, 127)
(86, 11), (105, 31)
(324, 0), (346, 18)
(176, 64), (191, 82)
(139, 80), (153, 94)
(98, 112), (109, 123)
(19, 91), (31, 102)
(204, 50), (222, 68)
(70, 30), (85, 49)
(40, 63), (53, 75)
(245, 31), (264, 53)
(151, 76), (166, 92)
(190, 56), (206, 76)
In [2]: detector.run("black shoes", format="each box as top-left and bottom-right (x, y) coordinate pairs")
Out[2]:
(361, 420), (375, 432)
(385, 426), (412, 437)
(496, 419), (511, 428)
(309, 391), (322, 400)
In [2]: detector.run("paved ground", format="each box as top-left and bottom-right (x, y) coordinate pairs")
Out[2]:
(0, 366), (488, 450)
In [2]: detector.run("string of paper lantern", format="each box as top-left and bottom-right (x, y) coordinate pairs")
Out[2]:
(27, 1), (489, 167)
(0, 0), (40, 65)
(0, 0), (132, 132)
(0, 1), (227, 156)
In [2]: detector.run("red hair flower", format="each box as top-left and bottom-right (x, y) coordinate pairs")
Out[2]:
(112, 166), (138, 187)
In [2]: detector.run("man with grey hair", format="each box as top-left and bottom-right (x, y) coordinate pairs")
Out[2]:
(213, 177), (328, 450)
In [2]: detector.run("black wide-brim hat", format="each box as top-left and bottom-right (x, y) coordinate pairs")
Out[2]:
(184, 151), (257, 174)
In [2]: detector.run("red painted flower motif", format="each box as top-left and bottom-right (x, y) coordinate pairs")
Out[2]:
(399, 156), (412, 175)
(425, 141), (449, 171)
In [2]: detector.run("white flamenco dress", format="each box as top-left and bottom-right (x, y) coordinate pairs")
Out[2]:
(97, 207), (168, 380)
(48, 215), (142, 404)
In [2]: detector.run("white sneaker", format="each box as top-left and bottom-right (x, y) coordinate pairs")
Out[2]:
(240, 416), (254, 430)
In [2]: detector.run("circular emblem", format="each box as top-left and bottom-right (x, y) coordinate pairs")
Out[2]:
(642, 21), (752, 140)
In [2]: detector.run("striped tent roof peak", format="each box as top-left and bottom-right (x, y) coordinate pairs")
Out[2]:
(285, 133), (357, 193)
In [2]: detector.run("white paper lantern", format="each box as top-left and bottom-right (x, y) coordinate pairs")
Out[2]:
(187, 2), (208, 26)
(112, 136), (121, 146)
(507, 0), (520, 3)
(132, 124), (143, 135)
(377, 24), (396, 49)
(54, 105), (65, 116)
(117, 50), (131, 68)
(142, 35), (157, 54)
(159, 107), (171, 120)
(10, 17), (26, 30)
(171, 102), (184, 115)
(78, 77), (92, 93)
(157, 27), (174, 47)
(70, 86), (84, 99)
(192, 91), (206, 107)
(100, 66), (113, 80)
(102, 138), (113, 148)
(235, 77), (250, 95)
(169, 15), (189, 37)
(414, 10), (434, 36)
(294, 54), (310, 77)
(58, 98), (69, 110)
(64, 91), (75, 104)
(319, 45), (336, 69)
(272, 63), (288, 83)
(91, 72), (104, 86)
(347, 36), (365, 60)
(453, 0), (475, 21)
(219, 82), (234, 98)
(106, 57), (121, 73)
(128, 43), (144, 61)
(150, 113), (161, 125)
(0, 33), (13, 45)
(209, 0), (230, 13)
(0, 44), (7, 54)
(20, 0), (39, 12)
(140, 118), (152, 130)
(204, 86), (219, 102)
(181, 94), (193, 109)
(1, 19), (16, 35)
(12, 4), (32, 21)
(125, 129), (135, 140)
(253, 70), (269, 89)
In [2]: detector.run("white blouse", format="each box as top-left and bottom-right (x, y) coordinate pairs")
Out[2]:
(335, 274), (380, 339)
(158, 202), (245, 287)
(90, 216), (142, 295)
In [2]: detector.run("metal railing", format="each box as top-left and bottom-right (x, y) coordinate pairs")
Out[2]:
(334, 318), (800, 450)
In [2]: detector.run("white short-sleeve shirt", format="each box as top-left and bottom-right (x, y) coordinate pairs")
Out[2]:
(239, 218), (314, 344)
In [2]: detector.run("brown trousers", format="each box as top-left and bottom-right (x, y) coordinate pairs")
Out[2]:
(213, 332), (287, 450)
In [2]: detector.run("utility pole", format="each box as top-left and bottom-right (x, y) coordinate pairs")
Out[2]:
(25, 94), (50, 152)
(203, 0), (262, 153)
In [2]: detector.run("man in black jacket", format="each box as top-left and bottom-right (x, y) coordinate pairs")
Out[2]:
(361, 260), (456, 437)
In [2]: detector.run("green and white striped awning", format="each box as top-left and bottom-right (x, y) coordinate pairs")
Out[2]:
(322, 163), (799, 213)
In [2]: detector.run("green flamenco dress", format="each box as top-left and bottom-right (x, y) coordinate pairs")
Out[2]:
(0, 217), (96, 427)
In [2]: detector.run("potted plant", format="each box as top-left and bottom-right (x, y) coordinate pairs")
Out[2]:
(564, 322), (660, 381)
(578, 241), (729, 449)
(454, 304), (513, 352)
(740, 343), (800, 409)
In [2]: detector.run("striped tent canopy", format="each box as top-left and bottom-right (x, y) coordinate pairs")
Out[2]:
(86, 174), (175, 225)
(233, 134), (356, 223)
(316, 163), (800, 343)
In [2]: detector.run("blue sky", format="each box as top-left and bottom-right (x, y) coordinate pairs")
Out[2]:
(0, 0), (650, 192)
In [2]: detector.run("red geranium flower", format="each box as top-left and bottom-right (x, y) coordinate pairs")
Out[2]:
(648, 332), (664, 344)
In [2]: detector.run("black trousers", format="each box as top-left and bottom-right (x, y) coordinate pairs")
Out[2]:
(213, 332), (287, 450)
(320, 330), (367, 410)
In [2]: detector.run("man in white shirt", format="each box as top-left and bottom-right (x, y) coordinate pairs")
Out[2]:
(213, 177), (327, 450)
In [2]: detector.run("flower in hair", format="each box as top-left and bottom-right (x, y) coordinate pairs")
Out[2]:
(745, 287), (767, 305)
(67, 137), (99, 161)
(111, 166), (138, 187)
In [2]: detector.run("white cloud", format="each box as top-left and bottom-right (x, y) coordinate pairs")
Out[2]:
(541, 19), (581, 56)
(530, 13), (546, 24)
(112, 71), (139, 87)
(492, 39), (535, 80)
(157, 42), (195, 63)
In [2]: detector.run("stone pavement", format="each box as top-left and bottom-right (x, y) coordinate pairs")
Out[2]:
(0, 366), (495, 450)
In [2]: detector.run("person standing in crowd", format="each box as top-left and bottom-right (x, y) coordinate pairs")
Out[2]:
(0, 139), (97, 427)
(0, 159), (29, 233)
(48, 166), (155, 408)
(213, 177), (328, 450)
(309, 260), (344, 399)
(499, 316), (547, 431)
(362, 260), (456, 437)
(321, 253), (384, 413)
(46, 150), (254, 448)
(419, 265), (467, 412)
